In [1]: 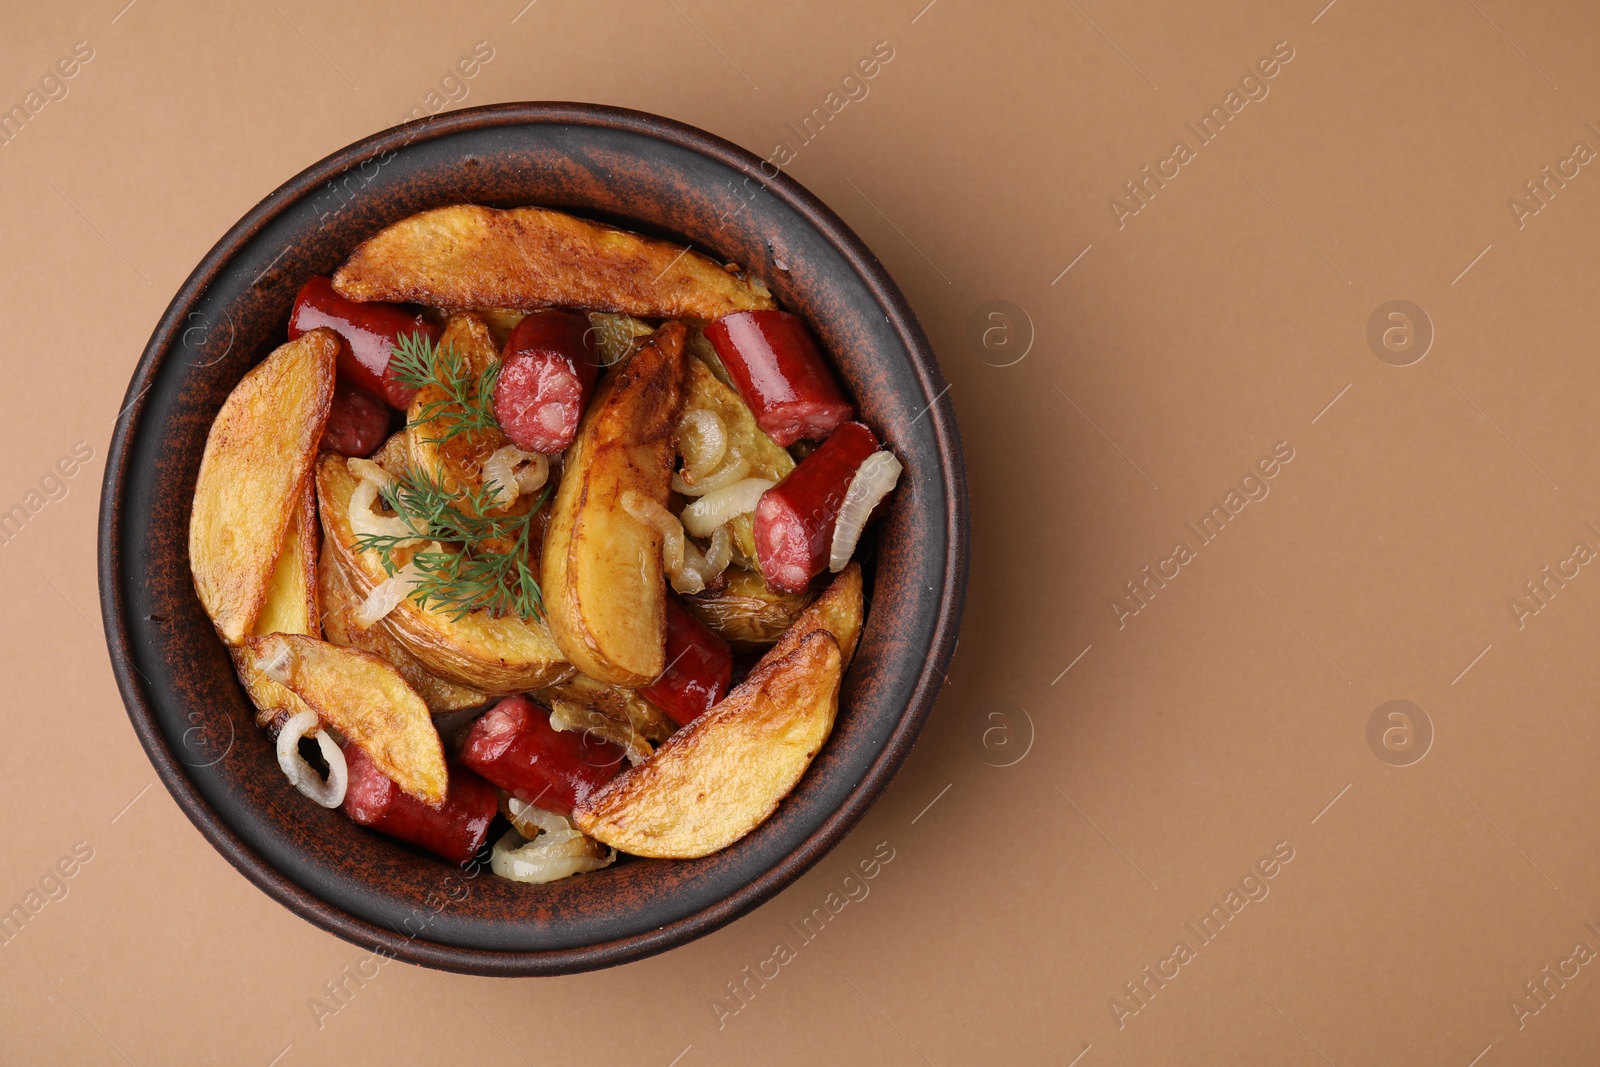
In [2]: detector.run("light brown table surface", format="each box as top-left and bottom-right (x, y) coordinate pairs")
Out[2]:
(4, 0), (1600, 1063)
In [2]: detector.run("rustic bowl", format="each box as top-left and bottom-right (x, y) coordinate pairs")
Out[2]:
(98, 102), (967, 975)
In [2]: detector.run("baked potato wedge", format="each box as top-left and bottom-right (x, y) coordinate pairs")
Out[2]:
(189, 328), (338, 644)
(246, 633), (447, 805)
(332, 204), (775, 321)
(316, 453), (571, 694)
(318, 550), (487, 714)
(230, 478), (319, 728)
(542, 321), (689, 686)
(683, 566), (816, 651)
(572, 630), (843, 858)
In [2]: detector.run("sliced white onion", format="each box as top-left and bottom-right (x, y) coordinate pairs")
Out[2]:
(347, 457), (396, 492)
(504, 796), (575, 838)
(703, 526), (732, 577)
(490, 827), (615, 883)
(829, 451), (902, 572)
(353, 547), (435, 629)
(481, 445), (550, 508)
(671, 457), (749, 497)
(681, 478), (774, 538)
(621, 491), (685, 575)
(348, 476), (423, 545)
(676, 409), (727, 483)
(276, 710), (347, 808)
(253, 636), (293, 685)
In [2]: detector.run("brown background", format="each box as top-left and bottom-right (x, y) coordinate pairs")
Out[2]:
(3, 0), (1598, 1062)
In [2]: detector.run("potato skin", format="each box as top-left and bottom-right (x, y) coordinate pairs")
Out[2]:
(541, 321), (689, 687)
(683, 567), (815, 651)
(189, 329), (337, 645)
(332, 204), (775, 321)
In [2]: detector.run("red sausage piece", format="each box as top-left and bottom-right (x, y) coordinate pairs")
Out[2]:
(753, 422), (880, 593)
(642, 598), (733, 726)
(492, 311), (600, 454)
(289, 275), (440, 411)
(342, 746), (497, 866)
(320, 380), (393, 458)
(459, 696), (622, 814)
(704, 311), (854, 447)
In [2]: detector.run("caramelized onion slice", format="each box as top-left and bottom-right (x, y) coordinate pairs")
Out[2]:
(677, 408), (728, 484)
(671, 457), (749, 497)
(490, 826), (615, 883)
(482, 445), (550, 508)
(829, 451), (902, 572)
(680, 478), (773, 538)
(275, 710), (347, 808)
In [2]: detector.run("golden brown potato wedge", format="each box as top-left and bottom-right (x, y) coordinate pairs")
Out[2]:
(230, 479), (319, 728)
(683, 566), (816, 651)
(406, 311), (511, 507)
(189, 329), (338, 644)
(765, 562), (863, 670)
(679, 358), (794, 564)
(316, 453), (572, 694)
(318, 550), (488, 714)
(246, 633), (447, 805)
(541, 321), (689, 686)
(535, 672), (677, 765)
(332, 204), (775, 321)
(572, 630), (843, 858)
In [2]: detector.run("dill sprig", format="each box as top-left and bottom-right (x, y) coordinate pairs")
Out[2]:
(388, 331), (502, 445)
(353, 464), (549, 621)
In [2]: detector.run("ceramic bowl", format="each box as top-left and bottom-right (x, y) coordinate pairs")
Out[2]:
(98, 102), (967, 975)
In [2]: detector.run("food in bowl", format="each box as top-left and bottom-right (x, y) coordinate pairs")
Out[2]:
(187, 203), (902, 883)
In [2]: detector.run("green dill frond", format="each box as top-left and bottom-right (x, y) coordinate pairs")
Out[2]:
(388, 331), (502, 445)
(351, 464), (549, 621)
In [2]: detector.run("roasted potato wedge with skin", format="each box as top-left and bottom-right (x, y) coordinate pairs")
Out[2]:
(247, 634), (448, 805)
(764, 562), (863, 670)
(333, 204), (775, 321)
(318, 549), (488, 714)
(316, 453), (572, 694)
(190, 329), (338, 644)
(542, 321), (689, 687)
(572, 630), (843, 858)
(684, 566), (816, 651)
(231, 479), (319, 728)
(407, 311), (510, 507)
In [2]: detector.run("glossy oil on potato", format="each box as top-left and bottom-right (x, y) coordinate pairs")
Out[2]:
(316, 454), (571, 694)
(541, 321), (689, 687)
(317, 549), (487, 714)
(572, 630), (843, 858)
(332, 204), (775, 321)
(247, 633), (447, 805)
(189, 328), (337, 645)
(230, 479), (319, 728)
